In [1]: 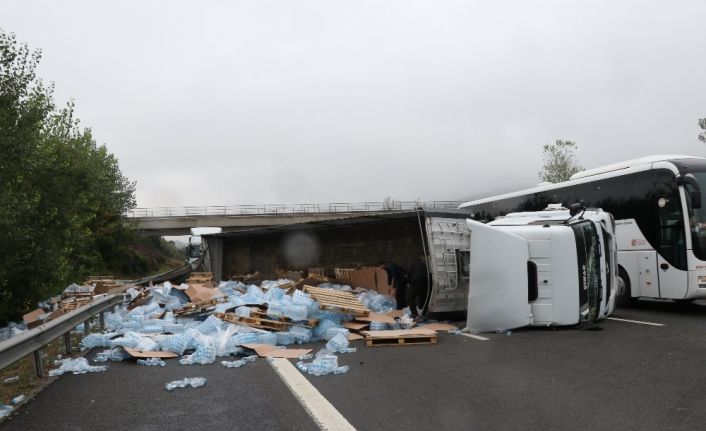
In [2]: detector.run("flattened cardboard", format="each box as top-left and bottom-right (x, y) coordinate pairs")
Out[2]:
(347, 333), (364, 341)
(241, 343), (312, 358)
(185, 283), (217, 303)
(420, 323), (459, 332)
(355, 312), (397, 324)
(342, 321), (369, 331)
(387, 310), (407, 318)
(124, 348), (178, 359)
(361, 328), (437, 338)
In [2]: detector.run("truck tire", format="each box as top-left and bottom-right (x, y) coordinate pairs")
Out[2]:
(616, 267), (635, 308)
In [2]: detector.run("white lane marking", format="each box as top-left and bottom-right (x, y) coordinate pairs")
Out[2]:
(268, 357), (356, 431)
(461, 333), (490, 341)
(607, 317), (665, 327)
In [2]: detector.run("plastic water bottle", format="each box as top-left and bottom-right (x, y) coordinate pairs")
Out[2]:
(0, 404), (13, 418)
(325, 333), (349, 353)
(221, 359), (246, 368)
(2, 376), (20, 384)
(165, 377), (207, 390)
(333, 366), (349, 375)
(235, 306), (251, 318)
(137, 357), (166, 367)
(11, 395), (26, 404)
(255, 332), (277, 345)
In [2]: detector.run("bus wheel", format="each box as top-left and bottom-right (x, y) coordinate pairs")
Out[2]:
(616, 268), (635, 307)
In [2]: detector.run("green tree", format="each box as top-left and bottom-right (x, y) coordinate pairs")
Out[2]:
(539, 139), (583, 183)
(699, 118), (705, 143)
(0, 30), (136, 322)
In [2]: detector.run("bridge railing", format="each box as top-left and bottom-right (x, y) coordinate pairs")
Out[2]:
(127, 201), (465, 218)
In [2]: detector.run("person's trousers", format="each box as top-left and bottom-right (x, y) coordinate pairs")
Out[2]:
(395, 283), (407, 310)
(406, 282), (430, 316)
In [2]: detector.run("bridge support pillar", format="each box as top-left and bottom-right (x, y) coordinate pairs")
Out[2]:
(99, 311), (105, 331)
(83, 321), (90, 335)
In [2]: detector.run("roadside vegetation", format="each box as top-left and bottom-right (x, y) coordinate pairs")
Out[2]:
(0, 30), (180, 324)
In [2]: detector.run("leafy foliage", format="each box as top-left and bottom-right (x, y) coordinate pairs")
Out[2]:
(0, 31), (137, 322)
(699, 118), (705, 143)
(538, 140), (583, 183)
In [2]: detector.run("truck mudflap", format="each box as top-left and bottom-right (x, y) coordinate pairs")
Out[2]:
(465, 220), (534, 332)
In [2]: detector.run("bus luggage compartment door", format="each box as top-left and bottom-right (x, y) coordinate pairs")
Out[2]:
(637, 251), (660, 298)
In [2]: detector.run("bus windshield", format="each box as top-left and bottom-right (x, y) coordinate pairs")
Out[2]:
(684, 171), (706, 261)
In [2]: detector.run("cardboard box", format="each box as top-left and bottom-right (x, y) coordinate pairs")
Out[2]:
(22, 308), (47, 329)
(349, 266), (394, 295)
(185, 283), (218, 303)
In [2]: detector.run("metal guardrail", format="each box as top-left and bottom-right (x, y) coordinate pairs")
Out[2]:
(127, 201), (465, 218)
(0, 294), (126, 377)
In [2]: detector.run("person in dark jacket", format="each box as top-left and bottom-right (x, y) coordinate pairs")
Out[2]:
(379, 260), (409, 310)
(407, 255), (430, 318)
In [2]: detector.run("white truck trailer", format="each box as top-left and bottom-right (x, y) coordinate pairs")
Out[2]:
(465, 207), (618, 332)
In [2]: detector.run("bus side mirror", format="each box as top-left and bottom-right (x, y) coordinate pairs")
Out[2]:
(678, 174), (701, 209)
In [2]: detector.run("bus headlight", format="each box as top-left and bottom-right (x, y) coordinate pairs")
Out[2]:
(699, 276), (706, 288)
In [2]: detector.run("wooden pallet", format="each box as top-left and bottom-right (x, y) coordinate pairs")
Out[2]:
(250, 308), (318, 328)
(303, 285), (370, 317)
(362, 329), (438, 347)
(187, 272), (214, 284)
(173, 297), (227, 316)
(366, 336), (437, 347)
(214, 312), (289, 331)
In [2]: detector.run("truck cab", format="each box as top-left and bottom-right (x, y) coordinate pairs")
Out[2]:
(465, 208), (617, 332)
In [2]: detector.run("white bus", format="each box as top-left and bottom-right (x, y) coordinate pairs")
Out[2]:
(460, 155), (706, 306)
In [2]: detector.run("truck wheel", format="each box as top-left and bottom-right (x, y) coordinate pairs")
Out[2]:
(616, 267), (635, 308)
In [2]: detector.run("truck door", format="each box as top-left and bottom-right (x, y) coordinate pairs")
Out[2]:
(465, 220), (534, 332)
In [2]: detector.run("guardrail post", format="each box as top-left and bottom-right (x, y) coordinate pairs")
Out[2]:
(83, 321), (90, 334)
(64, 332), (72, 355)
(33, 350), (44, 377)
(99, 311), (105, 330)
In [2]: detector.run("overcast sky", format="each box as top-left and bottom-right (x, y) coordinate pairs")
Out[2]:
(3, 0), (706, 209)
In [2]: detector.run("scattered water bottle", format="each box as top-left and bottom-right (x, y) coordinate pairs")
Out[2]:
(0, 404), (13, 419)
(370, 321), (388, 331)
(165, 377), (207, 391)
(333, 366), (349, 375)
(137, 357), (166, 367)
(11, 395), (25, 404)
(48, 358), (107, 376)
(235, 306), (251, 318)
(221, 359), (246, 368)
(2, 376), (19, 385)
(255, 332), (277, 345)
(325, 333), (350, 353)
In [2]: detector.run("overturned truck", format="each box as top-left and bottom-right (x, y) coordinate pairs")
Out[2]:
(201, 210), (472, 314)
(465, 208), (618, 332)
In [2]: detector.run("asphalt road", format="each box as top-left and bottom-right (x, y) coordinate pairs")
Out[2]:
(3, 300), (706, 431)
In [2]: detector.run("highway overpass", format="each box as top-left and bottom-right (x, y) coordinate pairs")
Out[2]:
(129, 201), (464, 235)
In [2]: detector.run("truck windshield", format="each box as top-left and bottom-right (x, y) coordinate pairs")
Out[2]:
(571, 220), (602, 323)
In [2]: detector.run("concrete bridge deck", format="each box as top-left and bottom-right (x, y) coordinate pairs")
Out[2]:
(129, 201), (464, 235)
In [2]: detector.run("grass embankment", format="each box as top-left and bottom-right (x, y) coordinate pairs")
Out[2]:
(0, 331), (85, 406)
